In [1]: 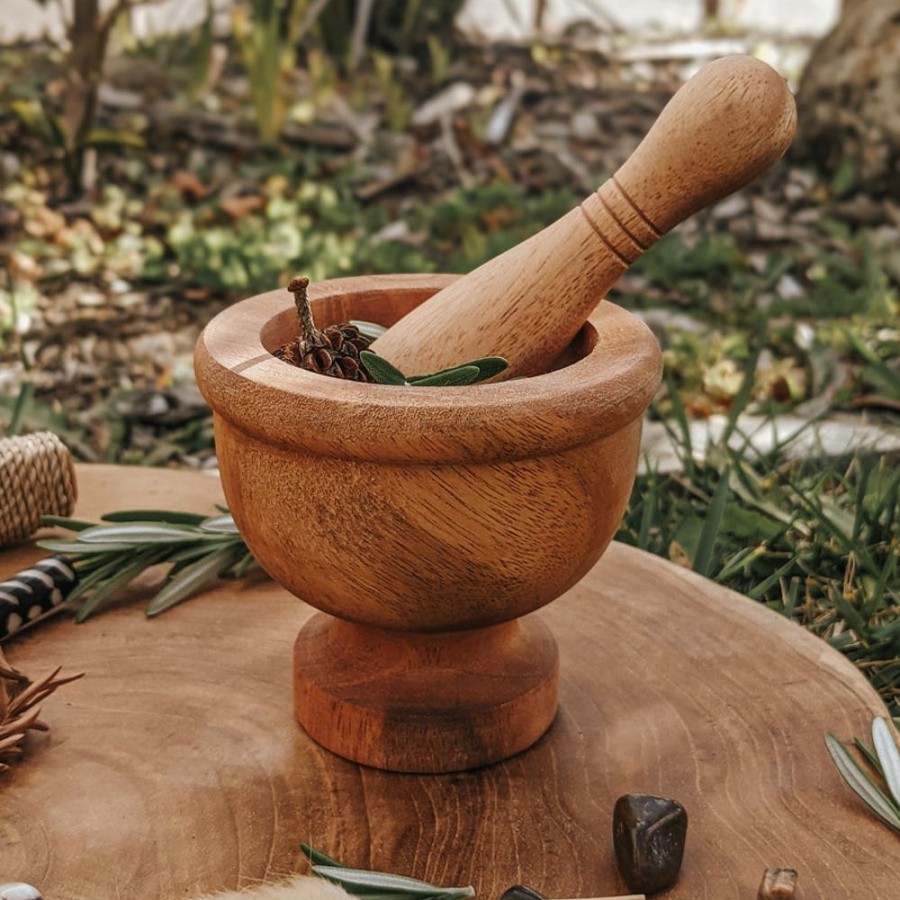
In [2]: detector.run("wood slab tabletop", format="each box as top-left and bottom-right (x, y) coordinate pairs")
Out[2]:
(0, 464), (896, 899)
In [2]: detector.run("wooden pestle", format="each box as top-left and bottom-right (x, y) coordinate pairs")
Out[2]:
(371, 55), (796, 378)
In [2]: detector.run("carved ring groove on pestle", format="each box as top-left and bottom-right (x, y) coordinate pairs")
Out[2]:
(579, 177), (664, 266)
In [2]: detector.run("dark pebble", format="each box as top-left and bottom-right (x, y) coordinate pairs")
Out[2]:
(499, 886), (544, 900)
(613, 793), (687, 894)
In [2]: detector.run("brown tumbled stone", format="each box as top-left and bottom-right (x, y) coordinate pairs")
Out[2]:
(612, 794), (687, 894)
(757, 867), (798, 899)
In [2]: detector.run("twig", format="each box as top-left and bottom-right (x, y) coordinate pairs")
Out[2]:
(348, 0), (375, 72)
(439, 113), (473, 189)
(297, 0), (334, 42)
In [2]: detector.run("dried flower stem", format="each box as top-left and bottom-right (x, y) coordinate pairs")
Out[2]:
(289, 276), (319, 343)
(0, 646), (83, 773)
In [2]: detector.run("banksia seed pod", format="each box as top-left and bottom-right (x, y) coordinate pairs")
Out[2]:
(274, 277), (372, 382)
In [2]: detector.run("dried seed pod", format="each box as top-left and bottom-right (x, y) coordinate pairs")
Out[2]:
(274, 277), (372, 382)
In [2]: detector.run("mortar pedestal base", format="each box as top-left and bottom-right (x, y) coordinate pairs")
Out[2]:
(293, 613), (559, 773)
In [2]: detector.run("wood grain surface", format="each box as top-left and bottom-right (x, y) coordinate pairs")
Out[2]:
(0, 465), (896, 899)
(293, 614), (559, 772)
(371, 56), (797, 379)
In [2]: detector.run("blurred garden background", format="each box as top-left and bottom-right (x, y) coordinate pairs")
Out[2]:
(1, 1), (898, 712)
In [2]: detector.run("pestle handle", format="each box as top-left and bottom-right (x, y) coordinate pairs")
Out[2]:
(371, 56), (796, 378)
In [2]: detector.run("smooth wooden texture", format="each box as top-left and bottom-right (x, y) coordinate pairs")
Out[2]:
(196, 277), (661, 769)
(196, 276), (660, 632)
(0, 466), (897, 899)
(196, 274), (661, 467)
(371, 56), (797, 377)
(293, 615), (559, 772)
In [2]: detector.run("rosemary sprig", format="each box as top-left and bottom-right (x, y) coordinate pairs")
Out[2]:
(301, 843), (475, 899)
(36, 509), (256, 622)
(360, 350), (508, 387)
(825, 716), (900, 833)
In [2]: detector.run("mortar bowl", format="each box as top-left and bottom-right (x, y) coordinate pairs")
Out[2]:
(195, 274), (662, 772)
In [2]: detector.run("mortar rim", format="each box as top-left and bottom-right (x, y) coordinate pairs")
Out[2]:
(195, 274), (662, 464)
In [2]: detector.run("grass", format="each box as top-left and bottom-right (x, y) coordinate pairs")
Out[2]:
(618, 367), (899, 716)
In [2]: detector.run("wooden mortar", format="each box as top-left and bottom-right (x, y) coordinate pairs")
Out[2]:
(196, 56), (796, 772)
(195, 274), (662, 772)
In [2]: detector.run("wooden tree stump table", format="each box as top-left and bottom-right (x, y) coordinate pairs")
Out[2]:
(0, 465), (895, 899)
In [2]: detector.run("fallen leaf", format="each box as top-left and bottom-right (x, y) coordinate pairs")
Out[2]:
(8, 250), (42, 282)
(219, 194), (266, 220)
(171, 170), (210, 202)
(23, 205), (66, 239)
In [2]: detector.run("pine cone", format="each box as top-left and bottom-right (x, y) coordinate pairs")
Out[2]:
(276, 322), (371, 381)
(275, 277), (373, 383)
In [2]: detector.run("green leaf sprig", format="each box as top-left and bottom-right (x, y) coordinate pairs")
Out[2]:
(360, 350), (508, 387)
(301, 843), (475, 899)
(825, 716), (900, 833)
(36, 509), (256, 622)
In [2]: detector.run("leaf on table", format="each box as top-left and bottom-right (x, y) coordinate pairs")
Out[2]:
(100, 510), (210, 526)
(872, 717), (900, 807)
(145, 545), (243, 617)
(824, 731), (900, 832)
(76, 523), (226, 544)
(312, 864), (475, 898)
(199, 514), (240, 534)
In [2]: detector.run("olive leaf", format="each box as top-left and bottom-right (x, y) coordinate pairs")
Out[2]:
(350, 319), (388, 342)
(74, 523), (221, 544)
(359, 351), (408, 385)
(825, 718), (900, 833)
(101, 509), (209, 526)
(300, 843), (348, 869)
(302, 844), (475, 899)
(872, 717), (900, 807)
(360, 350), (508, 387)
(36, 509), (255, 622)
(408, 356), (509, 384)
(199, 514), (242, 534)
(145, 544), (246, 617)
(412, 365), (480, 386)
